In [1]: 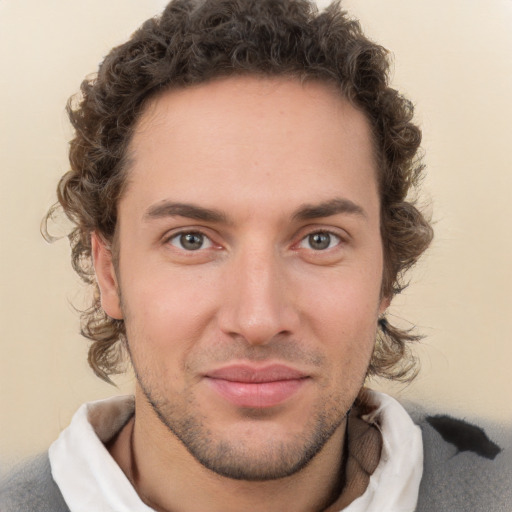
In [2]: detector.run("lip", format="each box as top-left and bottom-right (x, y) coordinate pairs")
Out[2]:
(204, 364), (309, 408)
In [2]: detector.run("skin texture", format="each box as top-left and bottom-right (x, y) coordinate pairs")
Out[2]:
(93, 76), (387, 512)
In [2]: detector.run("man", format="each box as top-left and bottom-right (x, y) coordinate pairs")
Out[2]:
(1, 0), (509, 510)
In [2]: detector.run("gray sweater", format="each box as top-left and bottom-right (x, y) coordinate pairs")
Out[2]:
(2, 412), (511, 511)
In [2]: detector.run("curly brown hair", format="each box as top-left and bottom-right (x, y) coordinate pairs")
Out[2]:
(46, 0), (433, 383)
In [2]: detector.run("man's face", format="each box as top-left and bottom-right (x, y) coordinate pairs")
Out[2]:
(96, 76), (387, 480)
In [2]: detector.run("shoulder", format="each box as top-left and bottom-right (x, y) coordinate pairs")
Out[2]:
(0, 452), (70, 512)
(406, 404), (512, 512)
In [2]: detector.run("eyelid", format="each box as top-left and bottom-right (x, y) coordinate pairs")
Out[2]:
(162, 227), (220, 250)
(169, 232), (213, 250)
(293, 225), (349, 248)
(297, 231), (342, 250)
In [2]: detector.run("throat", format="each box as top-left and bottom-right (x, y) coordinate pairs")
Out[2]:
(106, 397), (381, 512)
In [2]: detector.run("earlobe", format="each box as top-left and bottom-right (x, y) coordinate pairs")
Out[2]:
(378, 295), (391, 316)
(91, 232), (123, 320)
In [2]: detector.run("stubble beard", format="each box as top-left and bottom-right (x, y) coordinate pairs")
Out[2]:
(132, 363), (352, 482)
(120, 290), (366, 483)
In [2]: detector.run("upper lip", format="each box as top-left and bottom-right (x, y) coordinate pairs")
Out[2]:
(205, 364), (308, 383)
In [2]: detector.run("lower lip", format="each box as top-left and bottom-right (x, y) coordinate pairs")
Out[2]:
(206, 378), (307, 408)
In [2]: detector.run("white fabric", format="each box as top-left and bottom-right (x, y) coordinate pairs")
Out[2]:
(49, 396), (153, 512)
(49, 391), (423, 512)
(343, 391), (424, 512)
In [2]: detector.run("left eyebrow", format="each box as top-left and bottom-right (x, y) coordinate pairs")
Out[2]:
(143, 201), (228, 224)
(292, 198), (367, 221)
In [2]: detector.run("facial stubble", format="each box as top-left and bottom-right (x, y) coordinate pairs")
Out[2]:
(117, 273), (371, 483)
(134, 369), (351, 481)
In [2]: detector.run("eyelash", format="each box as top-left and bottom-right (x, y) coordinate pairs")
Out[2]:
(164, 228), (344, 253)
(166, 231), (215, 251)
(296, 231), (342, 251)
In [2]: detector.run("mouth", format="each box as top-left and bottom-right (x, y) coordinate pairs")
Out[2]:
(204, 364), (310, 408)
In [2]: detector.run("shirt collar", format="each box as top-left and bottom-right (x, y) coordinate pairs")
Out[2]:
(49, 391), (423, 512)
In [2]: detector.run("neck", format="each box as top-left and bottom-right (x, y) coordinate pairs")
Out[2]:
(108, 390), (379, 512)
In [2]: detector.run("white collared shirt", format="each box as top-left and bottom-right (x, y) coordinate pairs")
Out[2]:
(49, 390), (423, 511)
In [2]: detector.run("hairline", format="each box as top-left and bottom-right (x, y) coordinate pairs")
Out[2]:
(105, 73), (387, 277)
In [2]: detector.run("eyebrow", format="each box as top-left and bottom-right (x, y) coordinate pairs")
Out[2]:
(292, 198), (366, 221)
(143, 197), (366, 224)
(144, 201), (228, 223)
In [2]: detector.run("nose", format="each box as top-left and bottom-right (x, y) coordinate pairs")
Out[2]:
(217, 245), (300, 345)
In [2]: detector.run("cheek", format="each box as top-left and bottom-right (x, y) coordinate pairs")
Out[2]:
(120, 264), (221, 356)
(319, 300), (377, 396)
(302, 261), (382, 321)
(299, 266), (381, 362)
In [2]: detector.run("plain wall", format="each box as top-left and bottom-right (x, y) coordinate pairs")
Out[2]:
(1, 0), (511, 467)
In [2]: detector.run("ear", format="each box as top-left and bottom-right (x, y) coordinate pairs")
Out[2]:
(378, 295), (391, 316)
(91, 232), (123, 320)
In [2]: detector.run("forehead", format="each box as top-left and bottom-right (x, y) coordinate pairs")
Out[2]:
(123, 76), (378, 219)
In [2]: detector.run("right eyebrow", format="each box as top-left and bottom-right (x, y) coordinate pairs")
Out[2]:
(292, 197), (367, 221)
(143, 201), (229, 224)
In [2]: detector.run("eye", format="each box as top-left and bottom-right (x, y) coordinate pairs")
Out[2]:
(168, 231), (213, 251)
(299, 231), (341, 251)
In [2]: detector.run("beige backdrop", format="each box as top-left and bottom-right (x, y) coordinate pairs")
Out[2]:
(1, 0), (511, 468)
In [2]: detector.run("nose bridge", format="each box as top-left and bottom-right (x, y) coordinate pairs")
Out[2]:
(219, 238), (296, 344)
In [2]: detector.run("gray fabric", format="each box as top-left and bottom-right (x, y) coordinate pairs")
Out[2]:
(1, 409), (510, 511)
(0, 452), (70, 512)
(415, 416), (512, 512)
